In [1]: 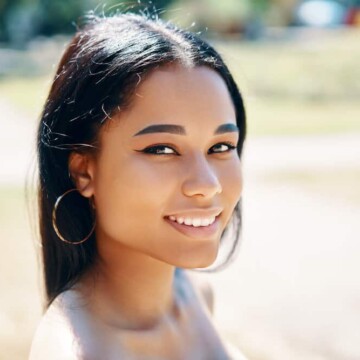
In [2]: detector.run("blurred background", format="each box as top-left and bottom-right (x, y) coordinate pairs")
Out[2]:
(0, 0), (359, 359)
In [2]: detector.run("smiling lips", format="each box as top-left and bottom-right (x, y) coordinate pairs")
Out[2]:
(164, 209), (222, 238)
(167, 215), (216, 227)
(165, 208), (222, 224)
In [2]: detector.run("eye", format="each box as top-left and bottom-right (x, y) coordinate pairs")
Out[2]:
(209, 142), (237, 154)
(140, 144), (178, 155)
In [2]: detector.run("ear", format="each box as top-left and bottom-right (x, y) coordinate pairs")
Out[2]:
(68, 152), (96, 198)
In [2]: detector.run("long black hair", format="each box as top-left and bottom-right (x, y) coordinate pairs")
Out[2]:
(36, 12), (246, 307)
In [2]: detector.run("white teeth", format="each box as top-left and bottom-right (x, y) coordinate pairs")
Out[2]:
(192, 219), (202, 227)
(184, 218), (192, 226)
(168, 215), (217, 227)
(201, 218), (210, 226)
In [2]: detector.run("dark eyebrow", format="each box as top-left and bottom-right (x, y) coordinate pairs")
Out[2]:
(133, 124), (185, 136)
(215, 123), (239, 135)
(133, 123), (239, 137)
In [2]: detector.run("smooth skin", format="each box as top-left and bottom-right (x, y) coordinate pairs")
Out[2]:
(30, 65), (244, 359)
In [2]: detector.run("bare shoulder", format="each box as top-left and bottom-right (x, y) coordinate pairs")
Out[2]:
(182, 269), (214, 315)
(29, 294), (82, 360)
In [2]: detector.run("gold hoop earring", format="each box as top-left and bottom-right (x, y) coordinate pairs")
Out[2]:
(52, 188), (96, 245)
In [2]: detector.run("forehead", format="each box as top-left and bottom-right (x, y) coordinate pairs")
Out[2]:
(100, 65), (236, 137)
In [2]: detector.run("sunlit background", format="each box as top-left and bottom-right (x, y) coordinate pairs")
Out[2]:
(1, 0), (359, 359)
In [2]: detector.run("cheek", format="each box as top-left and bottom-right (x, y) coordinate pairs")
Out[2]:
(222, 159), (243, 200)
(219, 160), (243, 221)
(93, 156), (176, 243)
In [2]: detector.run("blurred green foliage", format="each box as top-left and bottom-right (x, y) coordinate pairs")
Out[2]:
(0, 0), (285, 45)
(0, 0), (177, 45)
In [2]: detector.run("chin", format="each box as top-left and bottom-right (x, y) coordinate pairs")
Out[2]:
(191, 256), (217, 269)
(173, 247), (219, 269)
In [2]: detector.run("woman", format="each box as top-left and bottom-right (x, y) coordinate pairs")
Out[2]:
(30, 12), (247, 360)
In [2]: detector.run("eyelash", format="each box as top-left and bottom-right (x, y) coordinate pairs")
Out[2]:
(140, 142), (237, 156)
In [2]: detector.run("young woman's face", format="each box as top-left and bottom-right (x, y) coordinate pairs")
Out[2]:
(91, 65), (243, 268)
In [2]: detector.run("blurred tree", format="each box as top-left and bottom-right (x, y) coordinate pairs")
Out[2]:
(0, 0), (300, 45)
(38, 0), (84, 35)
(0, 0), (42, 45)
(0, 0), (176, 45)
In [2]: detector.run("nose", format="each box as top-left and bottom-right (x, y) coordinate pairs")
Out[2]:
(181, 153), (222, 198)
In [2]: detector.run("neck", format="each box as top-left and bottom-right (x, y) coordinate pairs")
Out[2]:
(79, 237), (179, 330)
